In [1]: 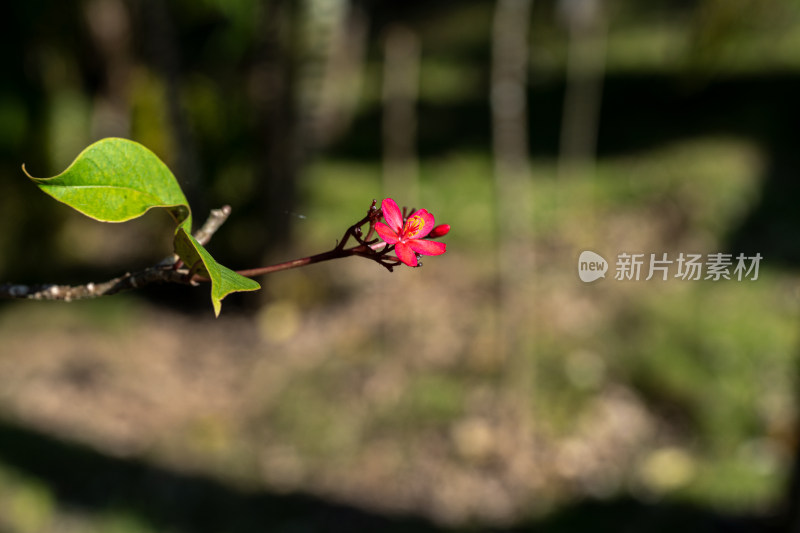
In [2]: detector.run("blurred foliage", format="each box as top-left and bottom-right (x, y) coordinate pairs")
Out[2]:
(3, 0), (800, 531)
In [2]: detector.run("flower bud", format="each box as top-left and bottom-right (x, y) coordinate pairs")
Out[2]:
(428, 224), (450, 238)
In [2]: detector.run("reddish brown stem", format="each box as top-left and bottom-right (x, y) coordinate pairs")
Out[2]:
(234, 246), (363, 277)
(190, 200), (399, 283)
(191, 241), (396, 283)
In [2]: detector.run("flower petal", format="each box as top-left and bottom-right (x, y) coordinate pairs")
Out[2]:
(375, 222), (400, 244)
(381, 198), (404, 233)
(403, 209), (435, 239)
(395, 242), (418, 266)
(408, 238), (446, 256)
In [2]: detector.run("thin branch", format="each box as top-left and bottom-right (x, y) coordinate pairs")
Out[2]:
(0, 206), (231, 301)
(197, 200), (400, 280)
(192, 205), (232, 246)
(231, 240), (396, 279)
(234, 247), (359, 278)
(0, 201), (400, 302)
(0, 266), (190, 301)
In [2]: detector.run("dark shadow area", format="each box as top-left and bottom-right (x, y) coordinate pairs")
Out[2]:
(332, 72), (798, 159)
(0, 420), (444, 533)
(726, 141), (800, 267)
(0, 420), (781, 533)
(514, 497), (778, 533)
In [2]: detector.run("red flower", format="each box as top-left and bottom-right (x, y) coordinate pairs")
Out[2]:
(375, 198), (447, 267)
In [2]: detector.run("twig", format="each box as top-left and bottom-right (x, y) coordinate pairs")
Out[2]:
(0, 267), (190, 301)
(0, 201), (401, 302)
(0, 207), (231, 301)
(193, 205), (232, 246)
(195, 200), (400, 281)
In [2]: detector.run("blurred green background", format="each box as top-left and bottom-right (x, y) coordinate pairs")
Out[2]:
(2, 0), (800, 531)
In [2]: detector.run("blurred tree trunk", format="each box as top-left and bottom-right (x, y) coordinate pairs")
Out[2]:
(492, 0), (532, 186)
(491, 0), (534, 404)
(557, 0), (606, 181)
(382, 24), (420, 205)
(251, 0), (357, 262)
(140, 0), (204, 214)
(299, 0), (364, 152)
(84, 0), (132, 140)
(312, 4), (367, 149)
(251, 0), (300, 257)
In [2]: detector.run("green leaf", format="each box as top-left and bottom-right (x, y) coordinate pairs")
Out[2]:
(173, 228), (260, 317)
(23, 137), (261, 315)
(23, 137), (192, 232)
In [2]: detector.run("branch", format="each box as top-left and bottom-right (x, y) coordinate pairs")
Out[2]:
(0, 266), (190, 301)
(225, 199), (401, 279)
(0, 207), (232, 301)
(192, 204), (231, 246)
(0, 201), (402, 302)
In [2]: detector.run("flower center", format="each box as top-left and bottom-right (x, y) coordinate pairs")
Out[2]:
(403, 215), (426, 240)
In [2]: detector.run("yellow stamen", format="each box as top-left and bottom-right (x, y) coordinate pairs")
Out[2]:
(404, 215), (425, 239)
